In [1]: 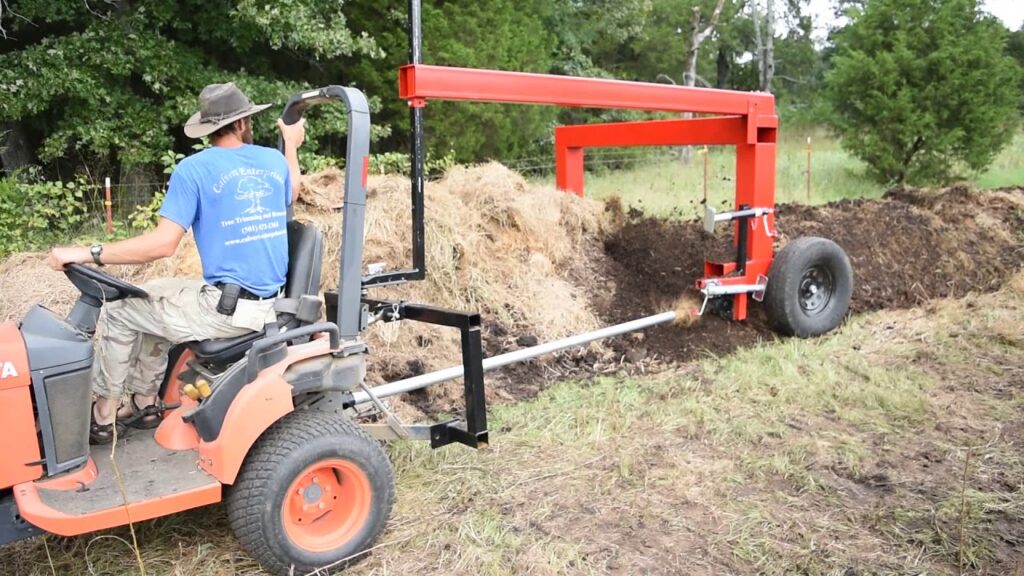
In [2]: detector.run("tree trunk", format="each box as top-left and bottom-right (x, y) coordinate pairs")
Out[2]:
(681, 0), (726, 164)
(684, 0), (725, 88)
(0, 122), (33, 173)
(753, 0), (776, 92)
(119, 163), (162, 214)
(763, 0), (774, 92)
(752, 1), (764, 89)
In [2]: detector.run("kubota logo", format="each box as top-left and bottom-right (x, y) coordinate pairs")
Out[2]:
(0, 361), (18, 379)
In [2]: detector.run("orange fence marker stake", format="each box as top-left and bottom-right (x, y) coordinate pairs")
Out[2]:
(104, 177), (113, 236)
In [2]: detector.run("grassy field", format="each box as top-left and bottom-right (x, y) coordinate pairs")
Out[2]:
(532, 129), (1024, 219)
(6, 274), (1023, 575)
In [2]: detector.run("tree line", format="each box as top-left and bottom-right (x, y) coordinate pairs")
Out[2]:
(0, 0), (1021, 187)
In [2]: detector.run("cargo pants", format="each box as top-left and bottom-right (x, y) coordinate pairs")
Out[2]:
(92, 278), (277, 401)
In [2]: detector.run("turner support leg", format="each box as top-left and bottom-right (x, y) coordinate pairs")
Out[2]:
(731, 138), (777, 320)
(555, 143), (584, 196)
(735, 140), (777, 266)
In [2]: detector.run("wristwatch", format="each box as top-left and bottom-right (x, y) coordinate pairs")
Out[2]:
(90, 244), (104, 266)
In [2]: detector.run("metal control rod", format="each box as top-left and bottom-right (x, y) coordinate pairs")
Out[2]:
(352, 311), (678, 404)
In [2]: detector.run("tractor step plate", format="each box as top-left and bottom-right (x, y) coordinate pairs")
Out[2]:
(34, 431), (218, 517)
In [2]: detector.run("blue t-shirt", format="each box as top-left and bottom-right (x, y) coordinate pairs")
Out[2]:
(159, 144), (292, 298)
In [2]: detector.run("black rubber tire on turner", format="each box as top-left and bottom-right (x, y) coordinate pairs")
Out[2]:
(764, 236), (854, 338)
(226, 410), (395, 576)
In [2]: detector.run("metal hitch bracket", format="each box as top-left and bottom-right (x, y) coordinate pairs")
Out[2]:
(361, 299), (488, 449)
(698, 275), (768, 315)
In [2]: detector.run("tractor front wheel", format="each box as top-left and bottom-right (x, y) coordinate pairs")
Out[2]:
(227, 410), (395, 576)
(764, 236), (853, 337)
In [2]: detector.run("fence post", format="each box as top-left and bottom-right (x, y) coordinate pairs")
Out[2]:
(805, 137), (812, 202)
(104, 177), (113, 236)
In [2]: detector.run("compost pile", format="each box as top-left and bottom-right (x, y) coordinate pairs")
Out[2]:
(0, 166), (1021, 415)
(604, 184), (1024, 360)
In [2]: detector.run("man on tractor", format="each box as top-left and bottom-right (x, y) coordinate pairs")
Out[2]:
(46, 82), (306, 445)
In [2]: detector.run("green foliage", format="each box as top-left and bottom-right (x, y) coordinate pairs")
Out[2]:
(1008, 27), (1024, 68)
(160, 150), (186, 176)
(230, 0), (382, 60)
(0, 169), (88, 255)
(546, 0), (656, 79)
(420, 0), (558, 160)
(341, 0), (561, 164)
(825, 0), (1023, 184)
(5, 0), (1015, 195)
(617, 0), (719, 84)
(1005, 27), (1024, 111)
(0, 0), (383, 174)
(128, 190), (166, 232)
(368, 150), (456, 177)
(299, 151), (343, 174)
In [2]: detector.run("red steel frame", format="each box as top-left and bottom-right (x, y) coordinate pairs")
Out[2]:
(398, 64), (779, 321)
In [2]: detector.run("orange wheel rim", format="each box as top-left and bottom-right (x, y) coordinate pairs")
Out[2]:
(281, 458), (372, 553)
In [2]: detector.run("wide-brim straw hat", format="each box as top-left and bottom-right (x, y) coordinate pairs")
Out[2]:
(183, 82), (272, 139)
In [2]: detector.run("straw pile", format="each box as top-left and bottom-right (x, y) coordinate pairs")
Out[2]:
(0, 163), (617, 386)
(295, 162), (616, 381)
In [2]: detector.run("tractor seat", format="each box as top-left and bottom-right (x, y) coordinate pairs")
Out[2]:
(188, 220), (324, 366)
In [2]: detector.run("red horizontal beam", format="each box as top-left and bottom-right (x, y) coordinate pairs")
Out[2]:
(399, 65), (776, 119)
(556, 117), (748, 149)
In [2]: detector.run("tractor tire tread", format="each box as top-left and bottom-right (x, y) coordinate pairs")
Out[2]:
(226, 409), (394, 576)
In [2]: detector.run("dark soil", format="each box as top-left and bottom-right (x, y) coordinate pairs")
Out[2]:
(601, 215), (771, 363)
(779, 186), (1024, 312)
(599, 186), (1024, 361)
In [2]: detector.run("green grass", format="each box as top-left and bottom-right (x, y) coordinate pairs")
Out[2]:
(531, 129), (1024, 219)
(975, 131), (1024, 189)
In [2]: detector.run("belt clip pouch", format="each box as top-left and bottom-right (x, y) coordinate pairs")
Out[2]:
(217, 284), (241, 316)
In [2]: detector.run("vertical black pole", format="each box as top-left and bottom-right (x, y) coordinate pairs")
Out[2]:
(409, 0), (426, 279)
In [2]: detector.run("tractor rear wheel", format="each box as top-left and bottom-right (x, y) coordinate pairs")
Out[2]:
(764, 236), (853, 337)
(227, 410), (394, 576)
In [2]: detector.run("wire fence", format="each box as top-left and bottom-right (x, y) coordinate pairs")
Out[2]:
(12, 141), (818, 245)
(14, 150), (697, 243)
(64, 181), (167, 239)
(69, 151), (676, 235)
(85, 182), (163, 208)
(504, 148), (680, 177)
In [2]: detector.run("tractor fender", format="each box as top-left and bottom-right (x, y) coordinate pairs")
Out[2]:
(198, 335), (360, 485)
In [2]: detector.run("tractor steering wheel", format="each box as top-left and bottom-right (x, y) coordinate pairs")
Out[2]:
(64, 263), (149, 304)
